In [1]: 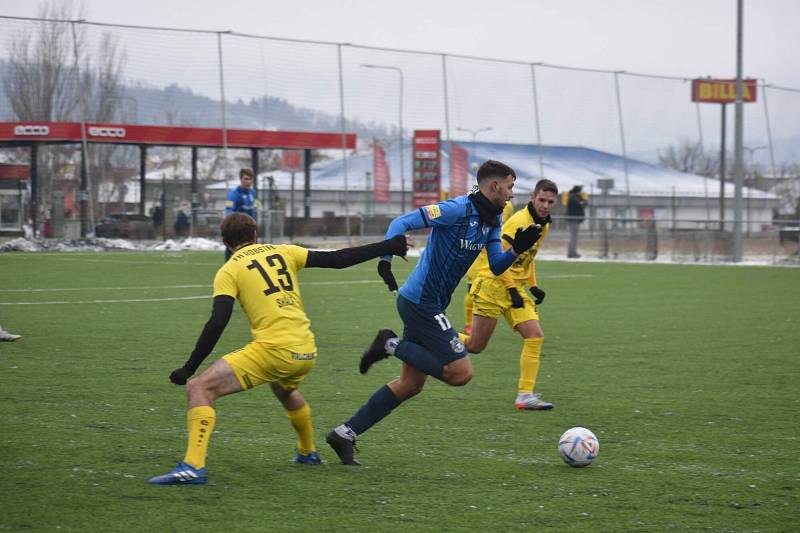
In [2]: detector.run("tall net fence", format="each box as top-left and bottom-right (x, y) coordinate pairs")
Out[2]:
(0, 16), (798, 263)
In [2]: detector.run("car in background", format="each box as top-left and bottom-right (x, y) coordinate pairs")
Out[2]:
(193, 209), (222, 237)
(95, 213), (154, 239)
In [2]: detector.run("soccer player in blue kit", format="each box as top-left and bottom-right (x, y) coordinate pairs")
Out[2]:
(326, 160), (543, 465)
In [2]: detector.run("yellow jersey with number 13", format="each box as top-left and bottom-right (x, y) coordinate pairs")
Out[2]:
(212, 243), (314, 349)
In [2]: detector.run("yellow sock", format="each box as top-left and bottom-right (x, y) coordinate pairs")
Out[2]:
(458, 333), (470, 346)
(183, 406), (216, 469)
(285, 403), (315, 455)
(463, 292), (473, 328)
(518, 337), (543, 393)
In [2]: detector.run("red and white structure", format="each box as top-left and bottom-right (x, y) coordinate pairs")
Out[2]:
(0, 122), (356, 237)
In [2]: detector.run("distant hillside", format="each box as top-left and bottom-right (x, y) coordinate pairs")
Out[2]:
(0, 58), (394, 139)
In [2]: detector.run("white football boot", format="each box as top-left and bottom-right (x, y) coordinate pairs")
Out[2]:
(515, 392), (553, 411)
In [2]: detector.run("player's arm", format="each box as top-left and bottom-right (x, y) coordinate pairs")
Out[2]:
(305, 235), (409, 269)
(374, 204), (449, 292)
(486, 223), (541, 276)
(169, 295), (235, 385)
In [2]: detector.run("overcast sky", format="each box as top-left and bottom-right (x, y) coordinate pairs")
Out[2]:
(1, 0), (799, 87)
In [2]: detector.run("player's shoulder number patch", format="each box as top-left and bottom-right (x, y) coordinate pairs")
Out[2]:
(424, 204), (442, 220)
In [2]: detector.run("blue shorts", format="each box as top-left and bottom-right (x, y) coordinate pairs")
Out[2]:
(396, 295), (467, 364)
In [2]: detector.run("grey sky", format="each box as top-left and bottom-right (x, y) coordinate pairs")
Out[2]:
(1, 0), (799, 87)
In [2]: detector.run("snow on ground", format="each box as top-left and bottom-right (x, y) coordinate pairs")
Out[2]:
(1, 237), (796, 267)
(0, 237), (224, 252)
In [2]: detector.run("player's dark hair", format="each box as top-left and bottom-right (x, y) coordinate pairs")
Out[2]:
(240, 167), (255, 179)
(221, 212), (257, 249)
(533, 178), (558, 196)
(476, 160), (516, 183)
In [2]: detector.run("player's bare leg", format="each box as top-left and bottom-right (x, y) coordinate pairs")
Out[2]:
(186, 358), (243, 408)
(387, 362), (428, 400)
(441, 356), (474, 386)
(462, 314), (498, 354)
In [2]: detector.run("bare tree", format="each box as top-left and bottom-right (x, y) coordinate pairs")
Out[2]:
(2, 0), (134, 229)
(2, 0), (84, 122)
(658, 139), (719, 177)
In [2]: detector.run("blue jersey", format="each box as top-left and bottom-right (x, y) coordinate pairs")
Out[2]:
(384, 196), (517, 309)
(225, 186), (257, 219)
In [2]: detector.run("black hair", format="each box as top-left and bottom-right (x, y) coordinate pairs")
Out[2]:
(476, 160), (515, 183)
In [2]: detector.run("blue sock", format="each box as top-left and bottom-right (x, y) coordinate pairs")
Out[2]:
(346, 385), (401, 435)
(393, 340), (445, 379)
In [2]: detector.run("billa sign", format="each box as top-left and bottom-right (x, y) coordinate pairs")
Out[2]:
(691, 79), (757, 104)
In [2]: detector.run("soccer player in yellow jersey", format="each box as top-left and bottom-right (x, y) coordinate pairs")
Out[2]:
(148, 213), (409, 484)
(462, 178), (558, 411)
(462, 200), (514, 334)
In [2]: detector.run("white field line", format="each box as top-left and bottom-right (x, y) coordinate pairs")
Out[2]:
(0, 275), (594, 305)
(0, 279), (382, 305)
(1, 274), (594, 294)
(0, 284), (210, 292)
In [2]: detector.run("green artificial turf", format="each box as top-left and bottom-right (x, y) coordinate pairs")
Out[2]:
(1, 251), (798, 531)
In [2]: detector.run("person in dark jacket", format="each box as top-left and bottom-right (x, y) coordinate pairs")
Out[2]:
(566, 185), (588, 258)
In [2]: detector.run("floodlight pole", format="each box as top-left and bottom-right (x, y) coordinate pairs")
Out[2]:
(337, 44), (351, 244)
(530, 63), (545, 179)
(71, 21), (92, 237)
(613, 72), (633, 222)
(217, 32), (230, 164)
(732, 0), (745, 262)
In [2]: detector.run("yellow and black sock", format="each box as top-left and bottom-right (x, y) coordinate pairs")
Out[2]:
(183, 405), (216, 469)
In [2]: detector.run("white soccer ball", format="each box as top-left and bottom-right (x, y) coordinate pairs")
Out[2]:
(558, 426), (599, 467)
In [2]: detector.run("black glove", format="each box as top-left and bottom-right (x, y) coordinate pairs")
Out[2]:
(386, 234), (408, 258)
(511, 224), (542, 254)
(529, 286), (546, 305)
(169, 366), (193, 385)
(377, 260), (398, 292)
(508, 287), (524, 308)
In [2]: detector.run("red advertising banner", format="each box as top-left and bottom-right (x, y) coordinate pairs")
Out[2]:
(281, 150), (303, 171)
(449, 142), (468, 197)
(0, 122), (356, 149)
(412, 130), (441, 208)
(691, 79), (757, 104)
(373, 142), (391, 203)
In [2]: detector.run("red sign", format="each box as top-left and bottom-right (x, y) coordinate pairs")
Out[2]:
(691, 79), (757, 104)
(281, 150), (303, 171)
(449, 142), (468, 197)
(0, 164), (29, 180)
(0, 122), (356, 149)
(373, 142), (391, 203)
(412, 130), (441, 208)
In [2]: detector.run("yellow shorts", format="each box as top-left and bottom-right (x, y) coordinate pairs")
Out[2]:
(223, 340), (317, 391)
(469, 276), (539, 329)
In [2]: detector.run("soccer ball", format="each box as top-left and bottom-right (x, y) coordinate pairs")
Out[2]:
(558, 427), (599, 467)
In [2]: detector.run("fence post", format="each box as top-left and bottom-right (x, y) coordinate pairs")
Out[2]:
(337, 43), (351, 244)
(530, 63), (545, 179)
